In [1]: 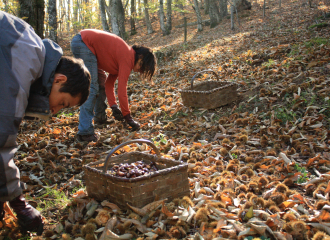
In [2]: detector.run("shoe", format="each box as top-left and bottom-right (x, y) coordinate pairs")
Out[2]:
(123, 114), (140, 131)
(77, 134), (98, 142)
(94, 115), (108, 125)
(111, 106), (124, 121)
(9, 195), (44, 235)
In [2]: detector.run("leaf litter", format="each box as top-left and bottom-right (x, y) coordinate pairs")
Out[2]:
(1, 0), (330, 239)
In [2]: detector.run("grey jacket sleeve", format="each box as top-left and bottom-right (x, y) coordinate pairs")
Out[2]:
(0, 11), (46, 201)
(0, 11), (46, 129)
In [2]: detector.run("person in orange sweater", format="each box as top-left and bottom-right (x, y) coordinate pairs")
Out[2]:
(71, 29), (157, 142)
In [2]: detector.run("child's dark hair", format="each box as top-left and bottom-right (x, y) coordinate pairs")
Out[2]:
(132, 45), (157, 80)
(55, 56), (91, 105)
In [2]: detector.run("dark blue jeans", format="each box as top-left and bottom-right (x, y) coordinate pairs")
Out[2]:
(70, 34), (107, 135)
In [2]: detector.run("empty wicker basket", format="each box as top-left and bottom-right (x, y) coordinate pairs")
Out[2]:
(83, 139), (190, 208)
(180, 70), (238, 109)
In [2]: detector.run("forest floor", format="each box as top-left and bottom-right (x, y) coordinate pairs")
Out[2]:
(1, 0), (330, 239)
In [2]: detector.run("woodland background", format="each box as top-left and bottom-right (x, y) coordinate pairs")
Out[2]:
(0, 0), (330, 239)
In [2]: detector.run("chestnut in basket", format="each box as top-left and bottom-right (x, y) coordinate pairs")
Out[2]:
(108, 160), (158, 178)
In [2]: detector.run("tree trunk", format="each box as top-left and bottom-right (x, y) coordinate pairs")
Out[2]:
(58, 0), (62, 35)
(124, 0), (129, 15)
(130, 0), (137, 35)
(230, 3), (234, 30)
(263, 0), (266, 17)
(103, 0), (116, 33)
(224, 0), (228, 17)
(79, 0), (83, 24)
(138, 0), (141, 16)
(166, 0), (172, 31)
(184, 17), (187, 43)
(48, 0), (57, 42)
(73, 0), (78, 33)
(99, 0), (110, 31)
(143, 0), (153, 34)
(219, 0), (227, 18)
(204, 0), (209, 14)
(106, 0), (120, 35)
(193, 0), (203, 31)
(108, 0), (126, 38)
(19, 0), (45, 38)
(159, 0), (170, 35)
(82, 0), (91, 27)
(235, 4), (240, 26)
(116, 0), (127, 39)
(67, 0), (71, 32)
(208, 0), (220, 28)
(279, 0), (281, 8)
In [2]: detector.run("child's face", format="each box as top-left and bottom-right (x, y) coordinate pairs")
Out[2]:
(49, 74), (81, 114)
(133, 58), (143, 73)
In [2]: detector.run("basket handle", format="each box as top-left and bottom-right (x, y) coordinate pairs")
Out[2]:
(191, 69), (220, 89)
(103, 139), (161, 173)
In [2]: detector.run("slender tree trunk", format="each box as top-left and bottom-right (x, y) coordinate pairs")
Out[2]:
(59, 0), (64, 36)
(82, 0), (90, 27)
(224, 0), (228, 17)
(79, 0), (83, 24)
(235, 3), (240, 26)
(36, 0), (44, 38)
(166, 0), (172, 31)
(204, 0), (209, 14)
(107, 0), (112, 26)
(66, 0), (71, 32)
(19, 0), (45, 38)
(230, 3), (234, 30)
(184, 17), (187, 43)
(99, 0), (110, 31)
(209, 0), (220, 28)
(73, 0), (78, 33)
(159, 0), (169, 35)
(124, 0), (129, 15)
(58, 0), (61, 34)
(130, 0), (137, 35)
(279, 0), (281, 8)
(263, 0), (266, 17)
(102, 0), (116, 33)
(219, 0), (227, 17)
(143, 0), (153, 34)
(193, 0), (203, 31)
(48, 0), (57, 42)
(138, 0), (141, 16)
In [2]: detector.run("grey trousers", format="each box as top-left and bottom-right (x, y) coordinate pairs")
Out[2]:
(0, 134), (22, 202)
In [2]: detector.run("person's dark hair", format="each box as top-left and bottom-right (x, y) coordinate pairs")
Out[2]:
(55, 56), (91, 106)
(132, 45), (157, 80)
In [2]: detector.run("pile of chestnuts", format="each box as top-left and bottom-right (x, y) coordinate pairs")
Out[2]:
(108, 160), (158, 178)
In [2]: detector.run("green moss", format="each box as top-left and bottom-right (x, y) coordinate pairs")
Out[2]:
(308, 23), (329, 29)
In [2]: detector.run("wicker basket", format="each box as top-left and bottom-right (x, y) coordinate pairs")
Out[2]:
(83, 139), (190, 208)
(180, 70), (238, 109)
